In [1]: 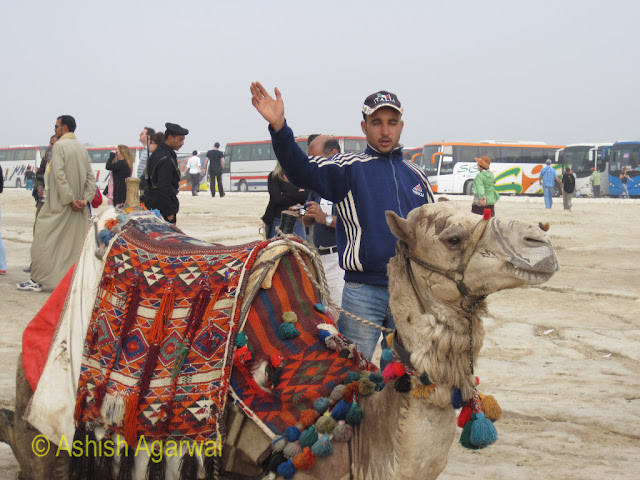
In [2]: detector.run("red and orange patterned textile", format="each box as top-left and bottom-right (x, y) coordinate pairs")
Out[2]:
(74, 220), (266, 446)
(230, 252), (374, 437)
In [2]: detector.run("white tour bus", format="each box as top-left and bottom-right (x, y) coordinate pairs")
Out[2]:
(224, 136), (368, 192)
(0, 145), (44, 188)
(555, 143), (612, 197)
(420, 141), (565, 196)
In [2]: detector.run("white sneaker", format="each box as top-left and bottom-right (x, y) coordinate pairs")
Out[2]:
(17, 279), (43, 292)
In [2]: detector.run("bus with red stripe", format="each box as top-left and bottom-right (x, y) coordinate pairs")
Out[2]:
(224, 136), (367, 192)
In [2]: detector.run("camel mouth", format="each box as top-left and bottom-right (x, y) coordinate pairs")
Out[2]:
(507, 263), (555, 284)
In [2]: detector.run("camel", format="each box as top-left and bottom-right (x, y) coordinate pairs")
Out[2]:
(0, 200), (558, 480)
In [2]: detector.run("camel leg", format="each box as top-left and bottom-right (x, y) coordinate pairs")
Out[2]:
(7, 355), (69, 480)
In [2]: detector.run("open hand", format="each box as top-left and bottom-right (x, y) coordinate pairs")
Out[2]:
(250, 82), (285, 131)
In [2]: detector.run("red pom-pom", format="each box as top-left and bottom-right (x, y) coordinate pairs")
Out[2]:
(457, 402), (472, 428)
(382, 363), (395, 382)
(234, 345), (251, 365)
(271, 355), (284, 368)
(483, 208), (491, 220)
(343, 382), (360, 403)
(292, 447), (315, 470)
(300, 409), (317, 427)
(392, 362), (406, 378)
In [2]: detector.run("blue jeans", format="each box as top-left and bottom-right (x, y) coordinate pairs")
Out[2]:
(0, 207), (6, 271)
(543, 186), (554, 209)
(621, 183), (629, 198)
(269, 217), (307, 240)
(338, 282), (395, 361)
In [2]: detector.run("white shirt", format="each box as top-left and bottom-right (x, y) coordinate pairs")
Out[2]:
(187, 155), (201, 174)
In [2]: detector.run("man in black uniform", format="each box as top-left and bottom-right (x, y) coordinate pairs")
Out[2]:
(206, 142), (225, 197)
(143, 122), (188, 223)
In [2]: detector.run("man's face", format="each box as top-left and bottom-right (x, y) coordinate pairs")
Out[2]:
(49, 136), (58, 147)
(360, 107), (403, 154)
(166, 134), (185, 151)
(139, 129), (149, 146)
(54, 119), (67, 136)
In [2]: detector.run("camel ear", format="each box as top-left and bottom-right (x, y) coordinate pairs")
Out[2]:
(386, 210), (411, 243)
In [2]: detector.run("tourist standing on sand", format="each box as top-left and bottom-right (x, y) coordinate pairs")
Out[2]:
(539, 159), (561, 209)
(106, 145), (134, 205)
(590, 168), (601, 198)
(562, 167), (576, 211)
(620, 167), (630, 198)
(0, 167), (6, 275)
(206, 142), (225, 197)
(18, 115), (96, 292)
(471, 155), (499, 217)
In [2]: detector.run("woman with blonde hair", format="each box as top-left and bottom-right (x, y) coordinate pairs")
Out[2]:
(261, 162), (309, 238)
(106, 144), (133, 206)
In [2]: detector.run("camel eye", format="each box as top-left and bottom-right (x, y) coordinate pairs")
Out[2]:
(448, 237), (461, 246)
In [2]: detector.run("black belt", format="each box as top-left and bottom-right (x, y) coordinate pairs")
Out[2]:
(318, 246), (338, 256)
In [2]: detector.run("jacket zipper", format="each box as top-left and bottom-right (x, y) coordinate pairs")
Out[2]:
(390, 158), (404, 217)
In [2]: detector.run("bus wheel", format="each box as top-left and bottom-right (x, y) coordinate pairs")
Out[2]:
(553, 184), (562, 197)
(464, 180), (474, 196)
(16, 178), (22, 189)
(238, 180), (248, 192)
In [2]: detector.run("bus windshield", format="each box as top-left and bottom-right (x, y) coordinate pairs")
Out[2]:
(421, 146), (440, 176)
(610, 144), (640, 171)
(559, 146), (592, 176)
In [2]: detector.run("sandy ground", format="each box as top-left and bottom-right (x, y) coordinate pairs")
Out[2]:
(0, 189), (639, 480)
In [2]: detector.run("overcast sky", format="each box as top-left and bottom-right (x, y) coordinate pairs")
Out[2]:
(2, 0), (638, 151)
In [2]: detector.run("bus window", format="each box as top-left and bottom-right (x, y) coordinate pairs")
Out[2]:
(501, 147), (522, 163)
(344, 139), (367, 152)
(440, 156), (454, 175)
(251, 143), (273, 161)
(235, 145), (251, 162)
(477, 146), (501, 162)
(452, 145), (478, 164)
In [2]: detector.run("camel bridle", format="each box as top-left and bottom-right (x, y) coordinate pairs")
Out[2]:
(398, 214), (492, 375)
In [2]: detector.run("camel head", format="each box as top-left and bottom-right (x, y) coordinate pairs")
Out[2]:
(386, 201), (559, 303)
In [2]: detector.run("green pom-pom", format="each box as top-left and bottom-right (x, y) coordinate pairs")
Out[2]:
(279, 322), (300, 340)
(282, 311), (297, 323)
(346, 401), (363, 425)
(235, 332), (247, 347)
(299, 426), (319, 447)
(310, 433), (332, 457)
(459, 413), (482, 450)
(345, 372), (361, 383)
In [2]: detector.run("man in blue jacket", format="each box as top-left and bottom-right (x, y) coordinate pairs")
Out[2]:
(251, 82), (434, 360)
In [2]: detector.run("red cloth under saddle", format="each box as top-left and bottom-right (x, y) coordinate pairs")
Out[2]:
(22, 266), (74, 391)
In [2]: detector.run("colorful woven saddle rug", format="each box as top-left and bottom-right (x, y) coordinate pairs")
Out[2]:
(229, 246), (373, 439)
(74, 218), (266, 448)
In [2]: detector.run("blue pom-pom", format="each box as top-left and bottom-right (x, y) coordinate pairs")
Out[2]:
(318, 329), (331, 343)
(469, 412), (497, 447)
(311, 433), (332, 457)
(284, 426), (300, 442)
(276, 459), (296, 479)
(381, 348), (394, 362)
(314, 302), (326, 313)
(345, 372), (361, 383)
(98, 228), (113, 245)
(116, 214), (128, 224)
(313, 397), (330, 414)
(279, 322), (300, 340)
(330, 400), (350, 421)
(452, 389), (464, 409)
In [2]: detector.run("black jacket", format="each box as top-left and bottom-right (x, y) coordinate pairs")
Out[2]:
(261, 172), (309, 226)
(106, 152), (132, 205)
(143, 142), (180, 221)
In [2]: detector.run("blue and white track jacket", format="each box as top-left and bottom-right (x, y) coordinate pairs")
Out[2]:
(271, 122), (434, 286)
